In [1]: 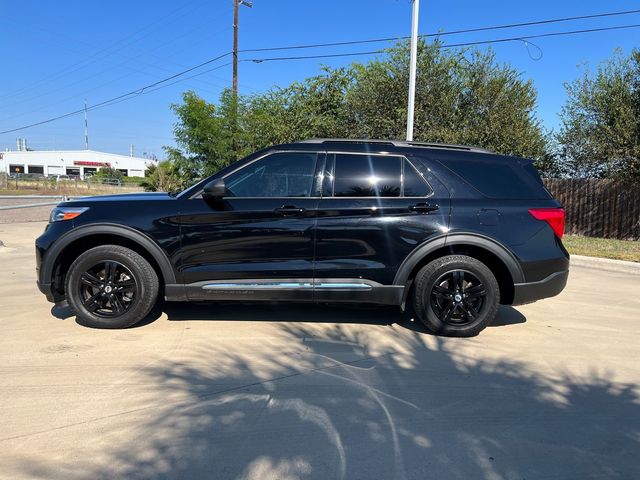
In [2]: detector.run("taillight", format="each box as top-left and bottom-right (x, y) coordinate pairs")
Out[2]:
(529, 208), (565, 239)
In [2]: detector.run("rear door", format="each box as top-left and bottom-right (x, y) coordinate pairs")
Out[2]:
(313, 151), (450, 291)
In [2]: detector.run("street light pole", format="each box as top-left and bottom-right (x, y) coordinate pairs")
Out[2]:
(406, 0), (420, 141)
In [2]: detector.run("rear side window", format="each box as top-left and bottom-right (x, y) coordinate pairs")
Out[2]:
(333, 154), (402, 197)
(328, 154), (432, 197)
(441, 156), (548, 199)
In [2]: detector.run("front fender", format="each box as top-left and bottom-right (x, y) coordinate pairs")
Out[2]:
(39, 223), (177, 288)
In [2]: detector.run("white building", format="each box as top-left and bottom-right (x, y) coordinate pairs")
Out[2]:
(0, 149), (156, 178)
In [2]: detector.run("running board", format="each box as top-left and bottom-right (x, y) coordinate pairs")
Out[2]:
(165, 279), (402, 305)
(202, 281), (373, 291)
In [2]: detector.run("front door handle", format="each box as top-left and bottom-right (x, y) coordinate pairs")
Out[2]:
(275, 205), (305, 215)
(409, 202), (439, 213)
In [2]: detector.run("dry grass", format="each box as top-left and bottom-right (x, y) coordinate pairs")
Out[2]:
(563, 235), (640, 262)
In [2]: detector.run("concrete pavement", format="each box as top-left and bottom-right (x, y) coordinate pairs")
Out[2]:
(0, 222), (639, 480)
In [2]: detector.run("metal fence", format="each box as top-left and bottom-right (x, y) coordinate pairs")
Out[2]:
(0, 195), (78, 211)
(544, 179), (640, 240)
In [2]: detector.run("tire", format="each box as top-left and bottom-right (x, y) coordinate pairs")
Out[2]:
(65, 245), (159, 329)
(413, 255), (499, 337)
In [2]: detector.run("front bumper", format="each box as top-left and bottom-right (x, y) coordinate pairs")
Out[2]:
(37, 280), (56, 303)
(512, 270), (569, 305)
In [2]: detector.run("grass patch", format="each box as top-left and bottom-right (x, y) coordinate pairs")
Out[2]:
(563, 235), (640, 262)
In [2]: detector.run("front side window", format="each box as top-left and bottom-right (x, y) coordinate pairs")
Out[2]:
(225, 152), (317, 198)
(333, 154), (402, 197)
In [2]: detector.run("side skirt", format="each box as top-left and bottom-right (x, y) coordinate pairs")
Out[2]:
(165, 279), (404, 305)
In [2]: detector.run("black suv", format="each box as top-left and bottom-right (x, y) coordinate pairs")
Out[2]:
(36, 139), (569, 336)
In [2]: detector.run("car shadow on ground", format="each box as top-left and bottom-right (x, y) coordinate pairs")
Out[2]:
(161, 302), (526, 333)
(52, 301), (527, 333)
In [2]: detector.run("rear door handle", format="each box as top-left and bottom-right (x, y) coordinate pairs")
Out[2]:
(275, 205), (305, 215)
(409, 202), (439, 213)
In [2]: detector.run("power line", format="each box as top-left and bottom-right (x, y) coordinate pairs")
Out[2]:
(245, 50), (384, 63)
(0, 55), (233, 135)
(239, 8), (640, 53)
(241, 23), (640, 63)
(2, 19), (640, 135)
(6, 6), (639, 111)
(442, 23), (640, 48)
(0, 7), (234, 112)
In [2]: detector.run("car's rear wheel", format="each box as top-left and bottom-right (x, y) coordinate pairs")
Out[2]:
(66, 245), (159, 329)
(413, 255), (499, 337)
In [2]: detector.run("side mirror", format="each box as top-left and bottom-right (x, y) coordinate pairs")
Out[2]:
(202, 178), (226, 201)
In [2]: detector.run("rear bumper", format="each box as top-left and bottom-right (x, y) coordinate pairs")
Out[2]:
(512, 270), (569, 305)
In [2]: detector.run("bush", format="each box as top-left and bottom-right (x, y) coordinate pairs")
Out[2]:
(93, 167), (124, 181)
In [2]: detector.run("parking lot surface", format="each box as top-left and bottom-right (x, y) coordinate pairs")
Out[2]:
(0, 222), (639, 480)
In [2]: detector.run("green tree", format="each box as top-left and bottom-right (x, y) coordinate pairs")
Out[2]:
(347, 41), (547, 159)
(166, 41), (549, 184)
(557, 49), (640, 180)
(168, 90), (246, 179)
(139, 162), (187, 192)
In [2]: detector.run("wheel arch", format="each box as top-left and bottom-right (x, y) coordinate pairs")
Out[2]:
(395, 233), (524, 305)
(43, 224), (176, 300)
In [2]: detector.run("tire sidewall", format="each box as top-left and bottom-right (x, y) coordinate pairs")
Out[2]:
(415, 256), (499, 337)
(66, 247), (156, 329)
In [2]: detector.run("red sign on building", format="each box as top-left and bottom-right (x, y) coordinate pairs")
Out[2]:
(73, 161), (111, 167)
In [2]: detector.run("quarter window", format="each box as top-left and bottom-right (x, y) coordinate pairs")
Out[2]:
(403, 159), (431, 197)
(225, 152), (317, 198)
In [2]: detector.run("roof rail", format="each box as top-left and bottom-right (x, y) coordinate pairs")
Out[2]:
(298, 138), (491, 154)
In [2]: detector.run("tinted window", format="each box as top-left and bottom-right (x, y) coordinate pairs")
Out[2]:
(403, 159), (431, 197)
(321, 154), (335, 197)
(333, 154), (401, 197)
(225, 152), (317, 197)
(442, 156), (549, 199)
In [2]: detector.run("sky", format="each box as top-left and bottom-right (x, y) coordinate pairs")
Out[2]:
(1, 0), (639, 157)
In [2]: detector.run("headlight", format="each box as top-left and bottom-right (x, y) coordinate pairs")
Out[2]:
(50, 207), (90, 223)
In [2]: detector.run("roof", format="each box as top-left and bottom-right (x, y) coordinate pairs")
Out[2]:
(298, 138), (492, 154)
(1, 149), (153, 162)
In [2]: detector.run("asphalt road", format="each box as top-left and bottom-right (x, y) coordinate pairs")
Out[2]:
(1, 222), (638, 480)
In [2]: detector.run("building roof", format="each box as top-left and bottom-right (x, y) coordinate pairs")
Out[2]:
(1, 149), (154, 163)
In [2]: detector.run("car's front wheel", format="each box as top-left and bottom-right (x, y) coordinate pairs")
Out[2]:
(413, 255), (500, 337)
(65, 245), (159, 329)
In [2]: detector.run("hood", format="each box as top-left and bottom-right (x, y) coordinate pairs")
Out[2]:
(65, 192), (172, 203)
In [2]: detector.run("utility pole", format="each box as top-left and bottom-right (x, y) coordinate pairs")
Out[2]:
(406, 0), (420, 141)
(232, 0), (253, 97)
(233, 0), (239, 96)
(84, 99), (89, 150)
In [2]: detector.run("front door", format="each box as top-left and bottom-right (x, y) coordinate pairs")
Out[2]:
(177, 150), (321, 301)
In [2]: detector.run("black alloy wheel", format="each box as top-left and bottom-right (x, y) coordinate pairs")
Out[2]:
(79, 261), (137, 318)
(430, 270), (486, 326)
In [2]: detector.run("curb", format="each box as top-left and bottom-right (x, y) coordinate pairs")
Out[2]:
(571, 254), (640, 274)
